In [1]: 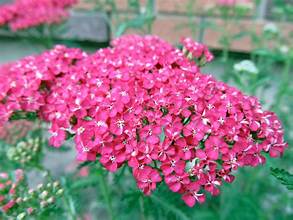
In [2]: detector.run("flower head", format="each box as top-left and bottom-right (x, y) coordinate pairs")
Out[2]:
(0, 35), (287, 207)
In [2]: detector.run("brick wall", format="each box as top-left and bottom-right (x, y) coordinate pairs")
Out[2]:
(75, 0), (293, 52)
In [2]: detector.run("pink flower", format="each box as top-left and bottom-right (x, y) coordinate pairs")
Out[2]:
(152, 139), (176, 162)
(1, 200), (15, 212)
(183, 118), (208, 144)
(48, 122), (67, 147)
(27, 207), (34, 214)
(134, 166), (162, 195)
(165, 119), (183, 141)
(205, 136), (229, 160)
(165, 173), (190, 192)
(160, 157), (186, 176)
(202, 173), (221, 196)
(140, 125), (161, 145)
(109, 116), (127, 136)
(182, 182), (205, 207)
(175, 138), (194, 160)
(181, 37), (214, 64)
(100, 147), (126, 172)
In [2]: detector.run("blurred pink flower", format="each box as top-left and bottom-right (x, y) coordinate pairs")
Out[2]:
(0, 0), (77, 31)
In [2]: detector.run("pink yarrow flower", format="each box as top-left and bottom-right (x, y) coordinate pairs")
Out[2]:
(0, 35), (288, 207)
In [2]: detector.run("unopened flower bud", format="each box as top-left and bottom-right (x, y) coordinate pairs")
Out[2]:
(42, 171), (49, 178)
(56, 189), (64, 196)
(16, 212), (26, 220)
(27, 207), (34, 214)
(47, 197), (55, 204)
(40, 201), (47, 208)
(40, 191), (48, 199)
(37, 183), (43, 190)
(0, 173), (8, 179)
(53, 181), (60, 188)
(16, 197), (23, 203)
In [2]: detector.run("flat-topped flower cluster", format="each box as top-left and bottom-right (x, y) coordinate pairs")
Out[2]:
(0, 35), (287, 207)
(0, 0), (77, 31)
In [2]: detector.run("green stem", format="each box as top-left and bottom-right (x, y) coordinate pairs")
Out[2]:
(272, 57), (291, 110)
(97, 170), (115, 220)
(139, 196), (146, 220)
(62, 196), (78, 220)
(43, 25), (54, 49)
(61, 177), (78, 220)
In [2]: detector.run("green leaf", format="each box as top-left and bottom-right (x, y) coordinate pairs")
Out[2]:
(65, 131), (75, 140)
(9, 111), (38, 121)
(150, 194), (190, 220)
(271, 167), (293, 190)
(77, 161), (97, 170)
(69, 176), (100, 191)
(83, 116), (93, 121)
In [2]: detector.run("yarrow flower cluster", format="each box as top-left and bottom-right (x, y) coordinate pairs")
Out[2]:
(0, 35), (287, 207)
(0, 169), (63, 219)
(0, 0), (77, 31)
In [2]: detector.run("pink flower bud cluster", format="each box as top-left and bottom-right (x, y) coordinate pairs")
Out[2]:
(0, 0), (77, 31)
(0, 35), (287, 206)
(0, 169), (24, 213)
(181, 37), (214, 63)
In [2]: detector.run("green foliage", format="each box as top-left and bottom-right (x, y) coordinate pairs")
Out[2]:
(10, 111), (38, 121)
(115, 0), (155, 36)
(271, 168), (293, 190)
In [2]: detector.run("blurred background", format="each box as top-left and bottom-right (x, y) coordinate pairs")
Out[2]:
(0, 0), (292, 220)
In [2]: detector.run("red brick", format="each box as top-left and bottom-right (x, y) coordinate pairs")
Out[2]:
(152, 15), (199, 44)
(156, 0), (255, 16)
(203, 18), (253, 51)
